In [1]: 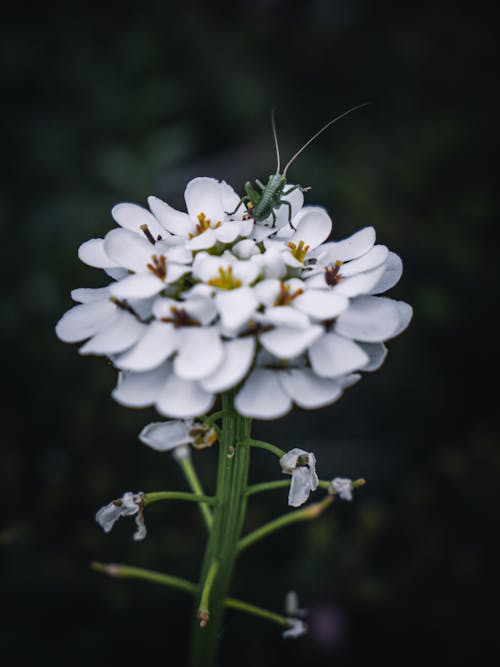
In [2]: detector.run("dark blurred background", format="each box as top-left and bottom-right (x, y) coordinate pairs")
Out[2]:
(2, 1), (498, 665)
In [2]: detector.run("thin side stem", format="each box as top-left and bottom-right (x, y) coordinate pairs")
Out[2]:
(178, 456), (214, 530)
(245, 479), (290, 496)
(239, 438), (285, 458)
(143, 491), (217, 506)
(197, 559), (220, 627)
(91, 562), (196, 595)
(238, 495), (333, 553)
(226, 596), (287, 627)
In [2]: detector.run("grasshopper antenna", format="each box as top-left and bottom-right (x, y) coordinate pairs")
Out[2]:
(271, 108), (281, 173)
(283, 102), (372, 177)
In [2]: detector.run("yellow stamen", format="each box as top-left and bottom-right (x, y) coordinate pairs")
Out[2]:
(207, 266), (242, 290)
(287, 240), (310, 263)
(274, 281), (303, 306)
(188, 212), (222, 239)
(147, 254), (167, 280)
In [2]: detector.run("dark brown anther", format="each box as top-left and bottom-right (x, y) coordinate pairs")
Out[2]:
(140, 224), (156, 245)
(109, 297), (141, 321)
(147, 254), (167, 280)
(161, 307), (200, 328)
(324, 261), (343, 286)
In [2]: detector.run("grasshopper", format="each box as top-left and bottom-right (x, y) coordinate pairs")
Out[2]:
(227, 103), (371, 228)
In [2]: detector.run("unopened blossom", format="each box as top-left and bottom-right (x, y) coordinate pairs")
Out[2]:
(285, 590), (307, 618)
(329, 477), (353, 501)
(95, 492), (146, 541)
(139, 420), (217, 453)
(280, 448), (319, 507)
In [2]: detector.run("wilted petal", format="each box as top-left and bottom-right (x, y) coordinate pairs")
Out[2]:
(112, 363), (169, 407)
(280, 368), (344, 408)
(185, 177), (225, 222)
(109, 273), (164, 299)
(139, 420), (193, 451)
(289, 467), (314, 507)
(55, 299), (117, 342)
(201, 337), (255, 393)
(174, 327), (224, 380)
(95, 502), (123, 533)
(293, 290), (348, 320)
(114, 321), (179, 371)
(329, 477), (353, 501)
(156, 373), (214, 418)
(112, 202), (165, 239)
(283, 618), (308, 639)
(309, 332), (369, 377)
(235, 369), (292, 419)
(260, 325), (323, 359)
(78, 239), (117, 269)
(79, 311), (145, 355)
(147, 196), (195, 237)
(215, 287), (258, 330)
(335, 296), (401, 342)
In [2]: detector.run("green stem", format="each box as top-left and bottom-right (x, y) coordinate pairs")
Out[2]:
(239, 438), (285, 458)
(245, 479), (291, 496)
(93, 561), (287, 628)
(225, 597), (287, 627)
(143, 491), (217, 506)
(91, 561), (196, 595)
(178, 455), (214, 530)
(188, 391), (252, 667)
(202, 409), (234, 425)
(197, 559), (220, 627)
(238, 495), (333, 553)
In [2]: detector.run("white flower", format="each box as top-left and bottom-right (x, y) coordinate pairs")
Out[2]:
(149, 177), (253, 250)
(280, 448), (319, 507)
(329, 477), (354, 501)
(282, 618), (308, 639)
(95, 492), (146, 541)
(139, 420), (217, 453)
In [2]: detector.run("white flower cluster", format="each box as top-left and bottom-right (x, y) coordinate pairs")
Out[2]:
(56, 176), (412, 420)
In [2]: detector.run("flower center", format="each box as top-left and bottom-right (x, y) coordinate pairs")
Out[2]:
(324, 260), (343, 286)
(274, 282), (303, 306)
(189, 423), (218, 450)
(287, 240), (310, 263)
(207, 266), (242, 290)
(189, 212), (222, 239)
(147, 254), (167, 280)
(161, 307), (200, 328)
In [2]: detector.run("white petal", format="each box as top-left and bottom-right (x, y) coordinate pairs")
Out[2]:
(186, 228), (218, 250)
(112, 363), (169, 407)
(273, 185), (305, 229)
(109, 273), (164, 299)
(104, 228), (154, 272)
(293, 290), (348, 320)
(55, 299), (117, 342)
(334, 265), (386, 297)
(214, 221), (243, 244)
(95, 503), (123, 532)
(280, 368), (344, 409)
(139, 420), (193, 451)
(201, 337), (256, 392)
(309, 332), (369, 378)
(174, 327), (224, 380)
(288, 467), (313, 507)
(260, 325), (323, 359)
(78, 239), (117, 268)
(232, 259), (259, 285)
(368, 252), (403, 294)
(335, 296), (401, 342)
(235, 369), (292, 419)
(215, 287), (258, 330)
(314, 227), (376, 263)
(105, 267), (129, 281)
(220, 180), (241, 214)
(79, 311), (145, 355)
(185, 177), (225, 222)
(358, 342), (388, 371)
(71, 287), (110, 303)
(265, 306), (310, 329)
(156, 374), (214, 418)
(253, 279), (281, 306)
(164, 263), (191, 284)
(147, 196), (195, 237)
(251, 248), (286, 279)
(112, 202), (165, 239)
(340, 245), (389, 277)
(114, 321), (179, 371)
(288, 208), (332, 249)
(390, 301), (413, 337)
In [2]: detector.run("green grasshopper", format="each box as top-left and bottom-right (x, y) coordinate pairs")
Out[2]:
(227, 103), (371, 228)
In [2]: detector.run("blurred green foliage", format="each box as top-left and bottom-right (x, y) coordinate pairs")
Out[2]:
(1, 1), (497, 665)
